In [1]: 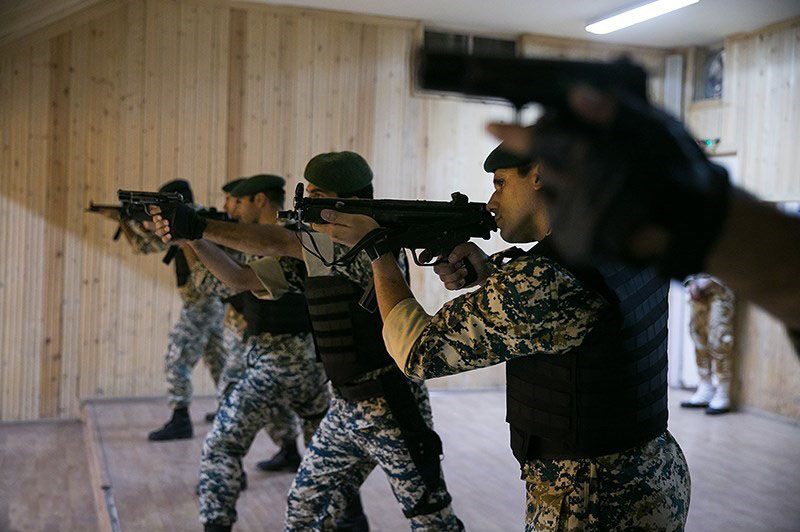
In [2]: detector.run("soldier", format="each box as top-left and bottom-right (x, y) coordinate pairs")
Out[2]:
(681, 274), (735, 414)
(150, 152), (464, 531)
(181, 175), (331, 532)
(101, 179), (226, 441)
(192, 177), (303, 472)
(316, 145), (691, 531)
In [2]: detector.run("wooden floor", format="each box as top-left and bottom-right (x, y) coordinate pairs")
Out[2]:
(2, 390), (799, 532)
(0, 420), (98, 532)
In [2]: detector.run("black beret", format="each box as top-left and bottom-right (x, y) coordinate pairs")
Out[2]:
(483, 143), (533, 173)
(304, 151), (373, 195)
(222, 178), (246, 193)
(159, 179), (193, 203)
(230, 174), (286, 197)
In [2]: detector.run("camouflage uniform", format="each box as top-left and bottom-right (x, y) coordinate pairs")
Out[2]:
(195, 254), (330, 528)
(383, 249), (691, 532)
(686, 274), (735, 381)
(191, 258), (300, 443)
(248, 235), (463, 531)
(123, 219), (225, 408)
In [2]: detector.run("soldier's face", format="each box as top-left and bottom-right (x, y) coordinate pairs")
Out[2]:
(305, 183), (339, 199)
(234, 196), (259, 224)
(487, 164), (547, 243)
(223, 194), (237, 217)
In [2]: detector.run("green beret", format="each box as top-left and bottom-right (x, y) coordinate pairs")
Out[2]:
(222, 178), (246, 193)
(230, 174), (285, 197)
(483, 143), (533, 173)
(304, 151), (373, 195)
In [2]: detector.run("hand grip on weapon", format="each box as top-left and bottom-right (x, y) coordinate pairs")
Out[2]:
(148, 203), (207, 243)
(432, 242), (490, 290)
(488, 84), (731, 279)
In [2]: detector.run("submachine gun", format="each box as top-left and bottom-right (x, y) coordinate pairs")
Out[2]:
(85, 191), (187, 242)
(115, 189), (230, 264)
(278, 183), (497, 286)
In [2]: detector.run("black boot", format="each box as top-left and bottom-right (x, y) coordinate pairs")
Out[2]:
(147, 407), (193, 441)
(335, 493), (369, 532)
(204, 522), (232, 532)
(256, 440), (301, 472)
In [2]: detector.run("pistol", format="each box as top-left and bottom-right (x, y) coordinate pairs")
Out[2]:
(416, 49), (649, 111)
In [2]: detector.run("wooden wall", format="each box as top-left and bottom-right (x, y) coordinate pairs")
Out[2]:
(0, 0), (669, 421)
(683, 19), (800, 420)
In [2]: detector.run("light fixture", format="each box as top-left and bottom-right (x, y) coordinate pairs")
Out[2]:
(586, 0), (700, 35)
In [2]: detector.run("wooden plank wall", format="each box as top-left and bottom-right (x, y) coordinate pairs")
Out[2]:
(682, 19), (800, 420)
(0, 0), (667, 421)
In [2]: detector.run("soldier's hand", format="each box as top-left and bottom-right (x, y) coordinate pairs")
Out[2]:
(314, 209), (379, 248)
(433, 243), (490, 290)
(148, 203), (206, 242)
(488, 84), (731, 280)
(148, 205), (172, 243)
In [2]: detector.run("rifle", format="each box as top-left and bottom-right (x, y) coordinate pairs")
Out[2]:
(86, 201), (158, 240)
(278, 183), (497, 285)
(416, 49), (649, 113)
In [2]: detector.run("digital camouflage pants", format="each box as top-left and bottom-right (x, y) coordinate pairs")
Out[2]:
(285, 379), (463, 532)
(198, 332), (330, 526)
(164, 296), (225, 409)
(523, 431), (690, 532)
(216, 318), (300, 443)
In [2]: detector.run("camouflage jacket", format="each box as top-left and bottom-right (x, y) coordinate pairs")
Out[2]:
(382, 248), (689, 529)
(249, 231), (410, 383)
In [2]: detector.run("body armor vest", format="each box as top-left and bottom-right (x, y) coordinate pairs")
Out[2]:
(506, 241), (669, 463)
(304, 275), (396, 387)
(226, 291), (312, 337)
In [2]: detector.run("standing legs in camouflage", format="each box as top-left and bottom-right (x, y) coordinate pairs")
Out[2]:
(149, 296), (225, 441)
(214, 322), (304, 471)
(682, 278), (735, 414)
(198, 335), (329, 531)
(285, 383), (463, 532)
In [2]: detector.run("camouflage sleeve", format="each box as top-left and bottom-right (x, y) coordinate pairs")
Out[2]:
(388, 254), (605, 380)
(248, 255), (307, 299)
(190, 260), (237, 299)
(121, 219), (168, 254)
(328, 243), (375, 291)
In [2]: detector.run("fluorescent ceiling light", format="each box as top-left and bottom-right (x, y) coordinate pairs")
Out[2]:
(586, 0), (700, 34)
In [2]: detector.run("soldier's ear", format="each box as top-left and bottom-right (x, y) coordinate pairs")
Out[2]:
(530, 164), (543, 190)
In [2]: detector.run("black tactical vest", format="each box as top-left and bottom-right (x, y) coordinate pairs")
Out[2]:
(226, 291), (312, 337)
(304, 275), (396, 387)
(506, 241), (669, 463)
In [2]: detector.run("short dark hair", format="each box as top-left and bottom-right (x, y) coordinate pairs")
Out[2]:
(250, 188), (285, 209)
(517, 163), (534, 177)
(350, 183), (373, 199)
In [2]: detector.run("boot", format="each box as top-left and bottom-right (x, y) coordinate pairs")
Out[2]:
(205, 411), (217, 423)
(204, 522), (232, 532)
(680, 378), (715, 408)
(335, 493), (369, 532)
(256, 440), (301, 472)
(706, 380), (731, 415)
(147, 407), (193, 441)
